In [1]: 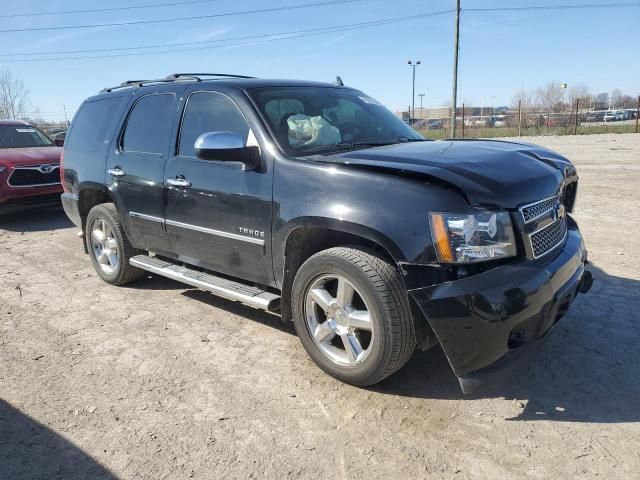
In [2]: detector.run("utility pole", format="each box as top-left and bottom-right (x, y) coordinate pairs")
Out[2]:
(408, 60), (421, 125)
(450, 0), (461, 138)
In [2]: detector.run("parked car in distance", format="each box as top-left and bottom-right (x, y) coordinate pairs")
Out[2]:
(60, 73), (592, 393)
(51, 131), (67, 144)
(427, 119), (443, 130)
(603, 110), (623, 122)
(491, 115), (508, 128)
(0, 120), (63, 214)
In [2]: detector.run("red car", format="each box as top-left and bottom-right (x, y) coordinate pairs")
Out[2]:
(0, 120), (63, 215)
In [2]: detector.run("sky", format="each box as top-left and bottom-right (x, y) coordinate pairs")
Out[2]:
(2, 0), (639, 122)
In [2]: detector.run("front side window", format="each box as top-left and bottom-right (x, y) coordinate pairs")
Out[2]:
(249, 86), (423, 156)
(122, 94), (174, 154)
(0, 125), (53, 148)
(179, 91), (250, 158)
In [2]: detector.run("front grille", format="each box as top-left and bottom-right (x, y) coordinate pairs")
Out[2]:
(519, 194), (568, 259)
(521, 195), (560, 222)
(530, 217), (568, 258)
(8, 165), (60, 187)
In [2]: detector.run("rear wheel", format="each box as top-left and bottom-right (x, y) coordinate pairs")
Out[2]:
(85, 203), (144, 285)
(292, 247), (416, 386)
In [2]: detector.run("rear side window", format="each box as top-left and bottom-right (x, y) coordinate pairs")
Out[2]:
(66, 97), (123, 151)
(179, 91), (249, 158)
(122, 94), (174, 155)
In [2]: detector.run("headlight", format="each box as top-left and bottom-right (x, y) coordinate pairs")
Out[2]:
(429, 211), (516, 263)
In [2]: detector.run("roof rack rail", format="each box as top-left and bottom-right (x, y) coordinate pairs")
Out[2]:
(166, 73), (256, 80)
(100, 78), (178, 93)
(100, 73), (256, 93)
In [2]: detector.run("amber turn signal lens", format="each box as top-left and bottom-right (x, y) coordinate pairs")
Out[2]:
(430, 213), (455, 263)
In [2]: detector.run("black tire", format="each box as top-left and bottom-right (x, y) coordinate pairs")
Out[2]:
(85, 203), (145, 286)
(291, 247), (416, 386)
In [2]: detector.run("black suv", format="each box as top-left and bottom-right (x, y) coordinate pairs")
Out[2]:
(61, 74), (592, 393)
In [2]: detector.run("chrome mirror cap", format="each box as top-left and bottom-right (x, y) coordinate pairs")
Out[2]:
(194, 131), (245, 152)
(194, 131), (260, 170)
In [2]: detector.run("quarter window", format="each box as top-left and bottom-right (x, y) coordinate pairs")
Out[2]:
(122, 94), (174, 154)
(179, 92), (250, 158)
(66, 97), (123, 152)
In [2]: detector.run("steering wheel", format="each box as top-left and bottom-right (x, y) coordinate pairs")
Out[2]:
(339, 121), (362, 142)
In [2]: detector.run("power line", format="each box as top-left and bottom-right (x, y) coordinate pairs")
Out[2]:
(1, 10), (452, 58)
(0, 0), (226, 18)
(1, 10), (455, 62)
(0, 0), (362, 34)
(465, 2), (640, 13)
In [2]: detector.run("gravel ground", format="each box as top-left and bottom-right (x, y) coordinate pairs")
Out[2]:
(1, 133), (639, 480)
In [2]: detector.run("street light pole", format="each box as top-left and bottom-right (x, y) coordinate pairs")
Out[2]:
(450, 0), (461, 137)
(418, 93), (425, 120)
(408, 60), (421, 125)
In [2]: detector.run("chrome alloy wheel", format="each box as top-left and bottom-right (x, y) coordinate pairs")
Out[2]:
(305, 274), (374, 367)
(90, 218), (119, 275)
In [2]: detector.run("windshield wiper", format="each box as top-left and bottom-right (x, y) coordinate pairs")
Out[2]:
(336, 137), (428, 150)
(336, 141), (395, 148)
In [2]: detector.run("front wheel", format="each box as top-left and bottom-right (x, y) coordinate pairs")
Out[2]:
(85, 203), (144, 286)
(291, 247), (416, 386)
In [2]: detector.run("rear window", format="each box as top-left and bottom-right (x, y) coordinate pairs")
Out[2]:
(66, 97), (123, 151)
(121, 93), (174, 155)
(0, 125), (53, 148)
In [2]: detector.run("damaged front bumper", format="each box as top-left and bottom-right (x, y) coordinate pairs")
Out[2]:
(409, 217), (592, 394)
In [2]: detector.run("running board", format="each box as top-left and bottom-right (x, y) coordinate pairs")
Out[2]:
(130, 255), (280, 312)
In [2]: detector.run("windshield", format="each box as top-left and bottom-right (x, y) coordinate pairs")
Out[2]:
(249, 86), (424, 156)
(0, 125), (53, 148)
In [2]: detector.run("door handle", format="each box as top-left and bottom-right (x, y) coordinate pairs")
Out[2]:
(107, 167), (126, 177)
(166, 177), (192, 188)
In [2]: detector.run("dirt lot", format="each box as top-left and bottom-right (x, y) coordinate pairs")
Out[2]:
(1, 133), (639, 479)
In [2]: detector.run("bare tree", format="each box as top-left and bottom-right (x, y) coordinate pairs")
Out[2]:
(593, 92), (609, 110)
(0, 69), (31, 120)
(511, 87), (534, 112)
(620, 95), (637, 109)
(610, 89), (623, 109)
(535, 81), (565, 113)
(568, 84), (591, 110)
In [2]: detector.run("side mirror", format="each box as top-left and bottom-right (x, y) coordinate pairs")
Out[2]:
(194, 131), (260, 170)
(54, 138), (64, 147)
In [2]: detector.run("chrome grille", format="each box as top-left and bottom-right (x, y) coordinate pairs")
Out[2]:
(7, 165), (60, 187)
(530, 217), (568, 259)
(521, 195), (560, 223)
(519, 194), (568, 259)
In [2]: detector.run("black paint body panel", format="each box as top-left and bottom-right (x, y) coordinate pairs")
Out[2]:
(410, 217), (588, 386)
(60, 78), (591, 392)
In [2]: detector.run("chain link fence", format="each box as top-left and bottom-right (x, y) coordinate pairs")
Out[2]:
(412, 97), (640, 139)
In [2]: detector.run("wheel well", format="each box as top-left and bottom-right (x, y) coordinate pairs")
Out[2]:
(77, 188), (113, 253)
(78, 188), (113, 229)
(280, 227), (394, 321)
(280, 226), (438, 351)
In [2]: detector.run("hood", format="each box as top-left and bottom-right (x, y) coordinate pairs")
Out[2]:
(0, 146), (62, 168)
(323, 139), (574, 209)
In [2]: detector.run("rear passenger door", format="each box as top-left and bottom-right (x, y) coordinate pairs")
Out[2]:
(106, 90), (182, 255)
(163, 88), (274, 285)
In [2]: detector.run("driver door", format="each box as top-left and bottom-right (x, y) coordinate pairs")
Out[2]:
(163, 89), (274, 285)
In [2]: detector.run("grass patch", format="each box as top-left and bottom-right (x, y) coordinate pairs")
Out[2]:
(418, 123), (638, 140)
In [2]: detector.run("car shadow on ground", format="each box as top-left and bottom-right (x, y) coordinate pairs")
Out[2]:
(182, 288), (296, 336)
(373, 263), (640, 423)
(119, 255), (640, 425)
(129, 263), (639, 424)
(0, 206), (72, 232)
(0, 399), (117, 480)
